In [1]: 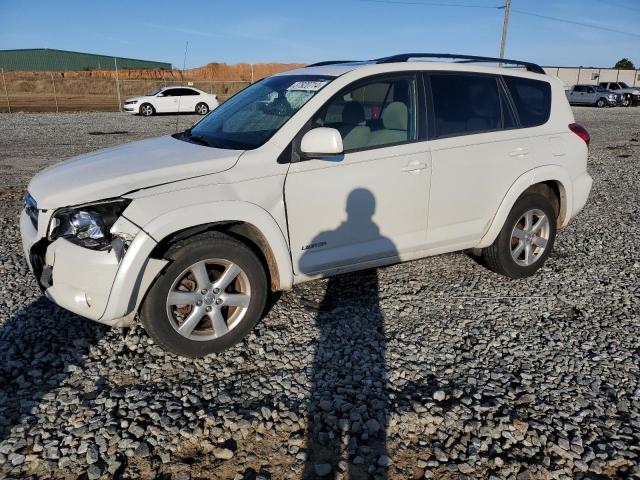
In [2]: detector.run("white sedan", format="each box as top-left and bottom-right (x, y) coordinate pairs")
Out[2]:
(123, 87), (219, 116)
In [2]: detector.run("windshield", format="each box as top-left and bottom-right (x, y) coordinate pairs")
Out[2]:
(147, 88), (163, 96)
(619, 82), (630, 88)
(187, 75), (334, 150)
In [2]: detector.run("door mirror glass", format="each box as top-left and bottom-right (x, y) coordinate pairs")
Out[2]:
(300, 128), (343, 158)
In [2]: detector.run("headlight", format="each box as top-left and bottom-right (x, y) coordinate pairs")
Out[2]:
(49, 198), (131, 249)
(125, 100), (138, 105)
(608, 94), (616, 99)
(24, 192), (39, 229)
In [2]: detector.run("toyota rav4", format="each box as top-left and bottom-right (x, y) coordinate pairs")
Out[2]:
(21, 54), (593, 357)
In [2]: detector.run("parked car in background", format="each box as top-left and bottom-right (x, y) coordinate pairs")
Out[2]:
(566, 84), (621, 107)
(21, 53), (592, 357)
(599, 81), (640, 107)
(123, 87), (219, 116)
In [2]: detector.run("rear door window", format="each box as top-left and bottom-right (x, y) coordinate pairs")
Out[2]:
(430, 73), (506, 138)
(503, 76), (551, 128)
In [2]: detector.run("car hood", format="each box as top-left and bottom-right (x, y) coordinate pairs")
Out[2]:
(125, 95), (153, 102)
(29, 135), (243, 209)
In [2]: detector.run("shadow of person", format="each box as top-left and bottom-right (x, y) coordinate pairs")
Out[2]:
(0, 297), (106, 442)
(301, 189), (398, 479)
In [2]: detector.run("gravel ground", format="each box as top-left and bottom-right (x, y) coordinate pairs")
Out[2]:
(0, 109), (639, 480)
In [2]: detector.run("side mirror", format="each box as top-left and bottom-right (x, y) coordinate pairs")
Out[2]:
(157, 93), (165, 97)
(300, 128), (343, 159)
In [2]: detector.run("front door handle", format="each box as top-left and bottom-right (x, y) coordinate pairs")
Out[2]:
(509, 147), (529, 157)
(402, 161), (427, 173)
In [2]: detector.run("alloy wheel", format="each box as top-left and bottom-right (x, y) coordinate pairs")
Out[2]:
(510, 209), (551, 267)
(166, 259), (251, 341)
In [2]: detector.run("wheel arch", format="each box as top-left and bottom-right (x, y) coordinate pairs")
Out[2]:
(151, 221), (283, 292)
(139, 102), (155, 116)
(100, 201), (293, 324)
(476, 166), (572, 249)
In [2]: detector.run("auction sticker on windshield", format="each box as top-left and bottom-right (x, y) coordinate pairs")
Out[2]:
(287, 80), (329, 92)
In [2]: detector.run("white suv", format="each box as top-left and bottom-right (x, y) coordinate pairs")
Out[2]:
(21, 54), (593, 357)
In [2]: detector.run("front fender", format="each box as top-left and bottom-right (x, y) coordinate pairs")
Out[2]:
(475, 165), (572, 249)
(100, 201), (293, 323)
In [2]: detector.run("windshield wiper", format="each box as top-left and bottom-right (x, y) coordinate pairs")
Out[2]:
(181, 128), (211, 147)
(188, 134), (211, 147)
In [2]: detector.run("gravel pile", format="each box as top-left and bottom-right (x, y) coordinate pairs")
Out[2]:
(0, 109), (638, 479)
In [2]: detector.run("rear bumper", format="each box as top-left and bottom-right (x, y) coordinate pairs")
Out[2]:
(570, 173), (593, 220)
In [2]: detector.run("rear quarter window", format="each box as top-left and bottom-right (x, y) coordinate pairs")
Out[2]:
(504, 76), (551, 128)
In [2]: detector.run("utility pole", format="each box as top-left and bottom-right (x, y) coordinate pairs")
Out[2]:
(114, 57), (122, 112)
(499, 0), (511, 60)
(1, 68), (10, 114)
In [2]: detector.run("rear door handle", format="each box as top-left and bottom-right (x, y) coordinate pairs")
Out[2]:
(509, 147), (529, 157)
(402, 161), (427, 173)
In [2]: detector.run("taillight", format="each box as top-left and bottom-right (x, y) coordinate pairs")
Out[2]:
(569, 123), (590, 146)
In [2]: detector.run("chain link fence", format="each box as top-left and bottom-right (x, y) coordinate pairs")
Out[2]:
(0, 71), (250, 113)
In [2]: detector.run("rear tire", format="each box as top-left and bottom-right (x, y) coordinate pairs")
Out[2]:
(482, 191), (557, 279)
(139, 103), (155, 117)
(195, 102), (209, 115)
(140, 232), (268, 357)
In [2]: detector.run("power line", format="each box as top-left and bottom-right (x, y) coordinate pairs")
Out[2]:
(592, 0), (640, 13)
(510, 9), (640, 39)
(359, 0), (501, 9)
(359, 0), (640, 39)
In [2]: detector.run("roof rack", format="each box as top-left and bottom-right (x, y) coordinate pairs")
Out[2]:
(374, 53), (546, 74)
(305, 60), (359, 67)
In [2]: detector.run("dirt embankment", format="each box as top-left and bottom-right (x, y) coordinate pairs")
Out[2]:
(3, 62), (305, 82)
(0, 62), (306, 112)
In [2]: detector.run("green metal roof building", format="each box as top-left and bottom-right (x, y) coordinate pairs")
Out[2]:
(0, 48), (172, 72)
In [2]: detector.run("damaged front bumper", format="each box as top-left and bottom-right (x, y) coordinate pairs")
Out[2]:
(20, 209), (166, 327)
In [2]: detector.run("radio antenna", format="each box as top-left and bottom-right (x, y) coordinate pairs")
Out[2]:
(175, 41), (189, 133)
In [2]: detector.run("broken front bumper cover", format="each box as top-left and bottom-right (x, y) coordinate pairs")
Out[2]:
(20, 209), (166, 327)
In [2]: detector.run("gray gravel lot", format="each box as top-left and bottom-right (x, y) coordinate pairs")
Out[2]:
(0, 109), (639, 479)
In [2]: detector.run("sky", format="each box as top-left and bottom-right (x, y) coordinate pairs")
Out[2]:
(1, 0), (638, 69)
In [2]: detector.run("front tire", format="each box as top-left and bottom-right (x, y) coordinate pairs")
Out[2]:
(482, 191), (557, 279)
(139, 103), (155, 117)
(195, 102), (209, 115)
(140, 232), (268, 357)
(622, 95), (631, 107)
(596, 98), (606, 108)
